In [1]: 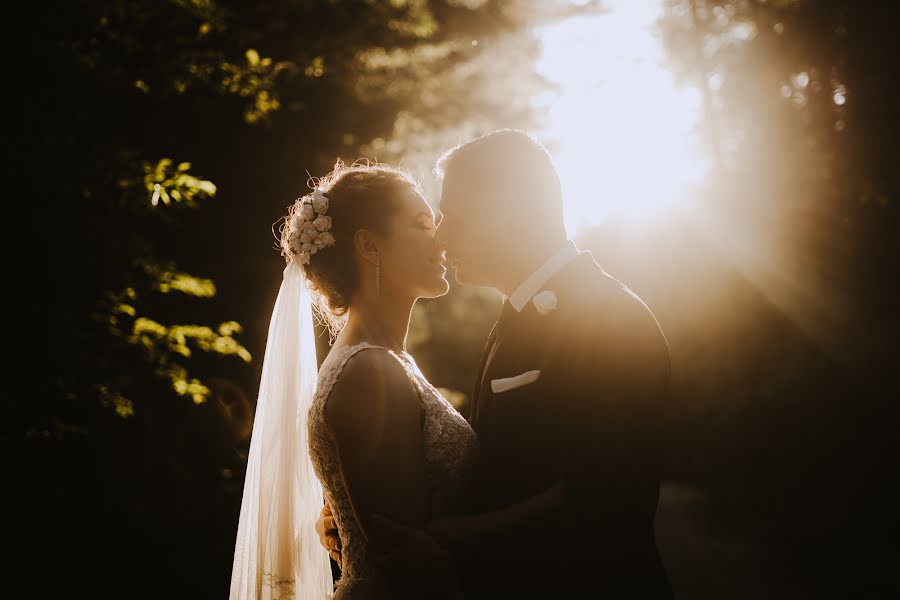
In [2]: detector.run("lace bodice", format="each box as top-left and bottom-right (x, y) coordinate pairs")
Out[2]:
(307, 342), (479, 594)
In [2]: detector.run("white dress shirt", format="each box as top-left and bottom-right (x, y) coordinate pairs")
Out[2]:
(503, 240), (581, 312)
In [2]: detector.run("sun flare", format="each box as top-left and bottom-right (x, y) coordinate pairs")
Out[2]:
(534, 0), (710, 234)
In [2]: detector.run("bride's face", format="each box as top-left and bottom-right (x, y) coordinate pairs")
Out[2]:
(377, 187), (449, 299)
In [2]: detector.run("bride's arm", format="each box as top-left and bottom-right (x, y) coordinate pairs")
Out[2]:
(325, 348), (460, 598)
(360, 481), (563, 600)
(425, 476), (565, 547)
(325, 349), (429, 543)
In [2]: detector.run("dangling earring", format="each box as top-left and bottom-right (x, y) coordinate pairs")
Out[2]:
(375, 254), (382, 297)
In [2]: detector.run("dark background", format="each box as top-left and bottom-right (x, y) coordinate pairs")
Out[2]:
(4, 1), (898, 598)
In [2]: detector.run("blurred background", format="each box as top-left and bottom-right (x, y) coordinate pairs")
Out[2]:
(4, 0), (898, 597)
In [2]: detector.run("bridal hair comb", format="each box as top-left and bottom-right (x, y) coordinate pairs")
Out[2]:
(287, 188), (336, 265)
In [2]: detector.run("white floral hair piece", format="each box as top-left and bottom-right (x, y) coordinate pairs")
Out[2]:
(288, 187), (336, 265)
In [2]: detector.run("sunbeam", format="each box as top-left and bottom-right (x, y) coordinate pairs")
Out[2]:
(534, 0), (709, 234)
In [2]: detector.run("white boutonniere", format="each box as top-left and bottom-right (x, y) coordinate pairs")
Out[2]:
(532, 290), (558, 315)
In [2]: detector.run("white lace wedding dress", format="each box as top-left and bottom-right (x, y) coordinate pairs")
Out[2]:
(307, 342), (479, 598)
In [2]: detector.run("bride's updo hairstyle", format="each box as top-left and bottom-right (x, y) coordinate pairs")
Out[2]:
(279, 159), (420, 337)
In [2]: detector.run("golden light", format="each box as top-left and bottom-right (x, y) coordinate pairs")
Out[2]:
(533, 0), (710, 234)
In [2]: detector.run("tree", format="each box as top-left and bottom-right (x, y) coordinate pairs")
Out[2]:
(6, 1), (587, 595)
(656, 1), (899, 595)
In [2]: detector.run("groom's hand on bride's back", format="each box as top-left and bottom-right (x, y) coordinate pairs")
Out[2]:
(315, 503), (342, 567)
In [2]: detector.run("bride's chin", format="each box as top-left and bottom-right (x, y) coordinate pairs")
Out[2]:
(425, 277), (450, 298)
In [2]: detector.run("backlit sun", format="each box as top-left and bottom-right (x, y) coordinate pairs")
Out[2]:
(534, 0), (710, 233)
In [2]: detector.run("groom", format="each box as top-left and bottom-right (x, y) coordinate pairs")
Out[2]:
(321, 129), (674, 599)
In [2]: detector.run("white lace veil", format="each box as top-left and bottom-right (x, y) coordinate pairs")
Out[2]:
(230, 258), (334, 599)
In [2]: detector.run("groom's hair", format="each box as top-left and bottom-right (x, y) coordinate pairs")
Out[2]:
(434, 129), (564, 226)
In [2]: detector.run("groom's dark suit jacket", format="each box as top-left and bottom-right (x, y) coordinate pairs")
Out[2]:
(449, 250), (674, 599)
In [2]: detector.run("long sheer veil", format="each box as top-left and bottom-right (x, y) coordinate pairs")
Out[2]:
(230, 259), (334, 599)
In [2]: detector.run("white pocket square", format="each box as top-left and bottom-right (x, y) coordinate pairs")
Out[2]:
(491, 370), (541, 394)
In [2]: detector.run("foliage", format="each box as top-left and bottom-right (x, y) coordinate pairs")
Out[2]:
(653, 1), (900, 594)
(6, 1), (582, 596)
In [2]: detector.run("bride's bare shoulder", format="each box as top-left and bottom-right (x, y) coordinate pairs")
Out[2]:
(323, 346), (421, 439)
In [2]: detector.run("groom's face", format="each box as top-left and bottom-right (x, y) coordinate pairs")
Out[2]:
(435, 169), (501, 287)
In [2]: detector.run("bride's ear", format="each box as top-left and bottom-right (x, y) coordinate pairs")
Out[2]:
(353, 229), (380, 265)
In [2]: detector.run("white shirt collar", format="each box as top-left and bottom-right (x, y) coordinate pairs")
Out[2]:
(503, 240), (580, 312)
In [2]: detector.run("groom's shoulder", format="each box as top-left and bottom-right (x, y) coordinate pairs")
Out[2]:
(551, 252), (668, 348)
(553, 252), (645, 314)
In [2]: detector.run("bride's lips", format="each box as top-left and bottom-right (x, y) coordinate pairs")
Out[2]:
(430, 255), (447, 268)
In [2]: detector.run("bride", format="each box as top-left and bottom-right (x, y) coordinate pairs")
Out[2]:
(230, 160), (562, 600)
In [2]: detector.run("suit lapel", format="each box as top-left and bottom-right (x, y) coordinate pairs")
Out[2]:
(470, 254), (596, 427)
(468, 320), (498, 424)
(469, 298), (521, 426)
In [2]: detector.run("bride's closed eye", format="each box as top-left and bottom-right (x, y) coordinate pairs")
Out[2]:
(414, 214), (436, 231)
